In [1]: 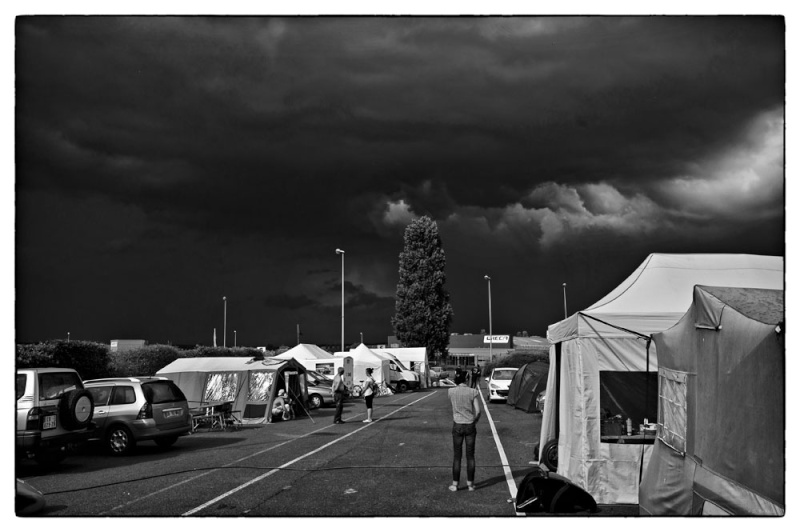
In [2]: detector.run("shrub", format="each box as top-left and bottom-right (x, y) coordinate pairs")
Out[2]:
(109, 344), (184, 377)
(16, 340), (111, 380)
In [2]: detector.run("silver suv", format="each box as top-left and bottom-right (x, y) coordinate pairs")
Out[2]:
(83, 377), (192, 456)
(16, 367), (95, 466)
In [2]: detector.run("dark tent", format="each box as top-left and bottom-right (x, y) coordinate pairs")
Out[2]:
(506, 361), (548, 412)
(639, 286), (784, 516)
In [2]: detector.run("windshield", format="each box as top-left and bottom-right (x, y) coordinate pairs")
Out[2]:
(306, 370), (333, 387)
(492, 369), (516, 381)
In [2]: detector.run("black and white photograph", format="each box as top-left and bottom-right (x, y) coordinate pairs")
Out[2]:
(9, 5), (790, 521)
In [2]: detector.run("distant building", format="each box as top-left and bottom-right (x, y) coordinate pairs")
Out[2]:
(388, 333), (515, 366)
(110, 339), (147, 353)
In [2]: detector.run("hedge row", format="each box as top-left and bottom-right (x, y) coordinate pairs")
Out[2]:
(16, 341), (273, 380)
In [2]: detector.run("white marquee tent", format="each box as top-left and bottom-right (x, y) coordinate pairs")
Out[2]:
(539, 253), (783, 505)
(272, 343), (333, 361)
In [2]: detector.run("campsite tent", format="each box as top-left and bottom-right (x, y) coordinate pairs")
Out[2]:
(506, 361), (549, 412)
(639, 286), (784, 516)
(539, 253), (783, 504)
(156, 357), (308, 424)
(272, 343), (332, 361)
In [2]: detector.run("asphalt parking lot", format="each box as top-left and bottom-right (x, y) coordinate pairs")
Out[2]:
(16, 382), (637, 517)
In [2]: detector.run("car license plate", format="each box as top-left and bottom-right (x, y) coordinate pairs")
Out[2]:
(163, 408), (182, 419)
(43, 415), (56, 430)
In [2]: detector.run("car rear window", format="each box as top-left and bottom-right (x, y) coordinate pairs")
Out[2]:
(142, 381), (186, 404)
(16, 374), (27, 401)
(38, 372), (83, 400)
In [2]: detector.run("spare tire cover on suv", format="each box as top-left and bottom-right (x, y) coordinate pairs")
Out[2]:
(59, 389), (94, 430)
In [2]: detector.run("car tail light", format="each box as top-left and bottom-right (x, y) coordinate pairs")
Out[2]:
(26, 407), (42, 430)
(136, 402), (153, 419)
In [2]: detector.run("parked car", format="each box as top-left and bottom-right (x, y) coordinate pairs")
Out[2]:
(305, 370), (334, 409)
(16, 367), (95, 466)
(536, 389), (546, 412)
(83, 376), (192, 456)
(486, 367), (517, 402)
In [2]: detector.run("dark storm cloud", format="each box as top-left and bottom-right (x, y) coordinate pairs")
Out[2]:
(15, 16), (784, 345)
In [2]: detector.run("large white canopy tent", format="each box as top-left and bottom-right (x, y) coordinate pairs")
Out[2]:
(272, 343), (333, 361)
(539, 253), (783, 505)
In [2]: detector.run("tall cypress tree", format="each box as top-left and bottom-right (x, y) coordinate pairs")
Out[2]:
(391, 216), (454, 362)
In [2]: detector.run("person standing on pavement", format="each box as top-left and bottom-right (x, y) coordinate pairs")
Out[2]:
(471, 365), (481, 389)
(362, 367), (376, 423)
(447, 372), (481, 492)
(332, 367), (346, 424)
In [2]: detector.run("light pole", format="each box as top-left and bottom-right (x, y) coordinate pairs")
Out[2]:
(223, 296), (227, 347)
(562, 283), (568, 319)
(67, 332), (70, 342)
(360, 332), (363, 344)
(484, 275), (492, 363)
(234, 330), (237, 348)
(335, 248), (345, 355)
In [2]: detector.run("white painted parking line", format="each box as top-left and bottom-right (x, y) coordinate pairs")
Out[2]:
(182, 391), (437, 516)
(478, 388), (525, 516)
(100, 392), (419, 515)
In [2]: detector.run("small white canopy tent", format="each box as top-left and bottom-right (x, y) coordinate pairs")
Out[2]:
(539, 253), (783, 505)
(334, 343), (391, 391)
(272, 343), (333, 361)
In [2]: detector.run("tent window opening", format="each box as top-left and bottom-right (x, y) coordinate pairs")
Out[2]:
(203, 372), (239, 403)
(599, 371), (658, 442)
(248, 371), (274, 402)
(656, 368), (687, 455)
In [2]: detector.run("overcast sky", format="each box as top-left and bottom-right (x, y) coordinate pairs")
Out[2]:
(13, 16), (784, 347)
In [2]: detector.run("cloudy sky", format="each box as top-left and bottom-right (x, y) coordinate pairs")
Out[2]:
(13, 15), (784, 347)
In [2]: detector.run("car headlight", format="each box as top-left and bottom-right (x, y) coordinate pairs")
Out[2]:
(490, 383), (499, 389)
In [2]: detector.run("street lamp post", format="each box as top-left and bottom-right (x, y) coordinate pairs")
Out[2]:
(234, 330), (237, 348)
(562, 283), (568, 319)
(223, 296), (227, 347)
(360, 332), (363, 344)
(335, 249), (345, 355)
(67, 332), (70, 342)
(484, 275), (492, 363)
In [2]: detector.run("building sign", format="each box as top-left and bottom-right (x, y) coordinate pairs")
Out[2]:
(484, 335), (510, 344)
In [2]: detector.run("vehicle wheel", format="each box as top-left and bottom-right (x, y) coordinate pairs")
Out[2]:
(59, 389), (94, 430)
(541, 439), (559, 471)
(397, 381), (408, 393)
(154, 436), (178, 448)
(308, 394), (323, 409)
(33, 449), (66, 467)
(106, 425), (136, 456)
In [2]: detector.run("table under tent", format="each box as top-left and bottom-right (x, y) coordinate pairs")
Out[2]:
(539, 253), (783, 505)
(639, 286), (784, 516)
(156, 357), (309, 424)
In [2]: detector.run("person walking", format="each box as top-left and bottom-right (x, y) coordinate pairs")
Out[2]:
(471, 365), (481, 389)
(331, 367), (346, 424)
(447, 372), (481, 492)
(362, 367), (376, 422)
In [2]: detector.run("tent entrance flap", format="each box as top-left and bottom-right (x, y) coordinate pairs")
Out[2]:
(244, 371), (273, 421)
